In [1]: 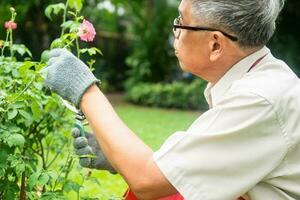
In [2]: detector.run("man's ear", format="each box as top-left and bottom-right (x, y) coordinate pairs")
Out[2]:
(208, 32), (224, 62)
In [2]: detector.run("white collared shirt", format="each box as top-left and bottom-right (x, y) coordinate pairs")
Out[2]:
(153, 47), (300, 200)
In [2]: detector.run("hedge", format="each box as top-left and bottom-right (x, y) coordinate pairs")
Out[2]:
(126, 79), (208, 110)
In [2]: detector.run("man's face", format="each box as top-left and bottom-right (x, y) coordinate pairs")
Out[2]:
(174, 0), (211, 77)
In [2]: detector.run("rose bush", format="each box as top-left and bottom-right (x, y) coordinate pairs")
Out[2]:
(0, 1), (110, 199)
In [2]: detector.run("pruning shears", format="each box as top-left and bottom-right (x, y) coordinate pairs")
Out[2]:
(61, 99), (87, 137)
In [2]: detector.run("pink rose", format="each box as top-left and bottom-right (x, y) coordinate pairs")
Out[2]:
(4, 20), (17, 30)
(78, 19), (96, 42)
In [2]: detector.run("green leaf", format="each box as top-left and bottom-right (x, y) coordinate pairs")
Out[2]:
(13, 102), (26, 109)
(12, 44), (32, 57)
(61, 21), (79, 32)
(2, 183), (17, 200)
(31, 101), (42, 120)
(38, 173), (50, 187)
(7, 134), (25, 147)
(63, 32), (77, 39)
(80, 47), (103, 56)
(15, 162), (25, 175)
(0, 148), (9, 168)
(50, 38), (64, 49)
(40, 191), (67, 200)
(68, 0), (83, 11)
(18, 61), (35, 76)
(19, 110), (31, 120)
(7, 109), (18, 120)
(12, 69), (19, 78)
(64, 181), (81, 193)
(87, 49), (96, 56)
(47, 171), (57, 180)
(8, 124), (21, 132)
(0, 168), (5, 177)
(28, 172), (41, 189)
(45, 3), (66, 21)
(9, 156), (25, 176)
(40, 50), (50, 63)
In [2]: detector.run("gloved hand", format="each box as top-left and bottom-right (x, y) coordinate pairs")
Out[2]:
(72, 127), (117, 174)
(44, 48), (99, 107)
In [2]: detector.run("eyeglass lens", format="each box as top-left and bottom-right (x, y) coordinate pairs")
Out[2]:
(173, 17), (181, 38)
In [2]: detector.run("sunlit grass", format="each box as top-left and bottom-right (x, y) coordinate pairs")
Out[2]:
(115, 104), (201, 150)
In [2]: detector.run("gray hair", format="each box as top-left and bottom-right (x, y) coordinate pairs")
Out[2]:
(191, 0), (285, 47)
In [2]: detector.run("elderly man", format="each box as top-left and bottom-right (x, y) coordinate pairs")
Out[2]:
(44, 0), (300, 199)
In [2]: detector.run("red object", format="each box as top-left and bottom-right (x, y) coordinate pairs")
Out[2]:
(123, 189), (184, 200)
(4, 20), (17, 30)
(78, 19), (96, 42)
(124, 189), (246, 200)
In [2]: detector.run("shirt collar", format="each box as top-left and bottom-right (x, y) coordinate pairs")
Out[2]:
(204, 46), (270, 107)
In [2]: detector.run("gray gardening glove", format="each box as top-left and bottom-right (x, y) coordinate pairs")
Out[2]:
(72, 127), (117, 174)
(44, 48), (99, 107)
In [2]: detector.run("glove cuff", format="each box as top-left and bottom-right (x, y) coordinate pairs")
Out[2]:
(69, 71), (100, 107)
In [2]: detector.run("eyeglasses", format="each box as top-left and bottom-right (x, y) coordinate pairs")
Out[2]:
(173, 16), (238, 41)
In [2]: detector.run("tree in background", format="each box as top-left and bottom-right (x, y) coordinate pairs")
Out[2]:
(124, 0), (179, 88)
(269, 0), (300, 75)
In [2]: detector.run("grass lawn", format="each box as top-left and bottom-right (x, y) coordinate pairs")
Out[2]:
(66, 95), (202, 199)
(115, 103), (201, 150)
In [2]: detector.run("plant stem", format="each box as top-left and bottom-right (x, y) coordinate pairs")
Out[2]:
(46, 144), (66, 169)
(63, 156), (73, 183)
(38, 136), (47, 170)
(52, 151), (70, 191)
(9, 29), (14, 58)
(61, 0), (69, 37)
(77, 173), (87, 200)
(9, 76), (35, 104)
(76, 37), (80, 58)
(74, 9), (80, 58)
(1, 30), (10, 57)
(63, 37), (76, 48)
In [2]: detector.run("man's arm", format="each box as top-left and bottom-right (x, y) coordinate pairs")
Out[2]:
(80, 84), (178, 199)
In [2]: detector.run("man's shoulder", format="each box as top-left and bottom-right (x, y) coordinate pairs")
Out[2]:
(230, 58), (300, 105)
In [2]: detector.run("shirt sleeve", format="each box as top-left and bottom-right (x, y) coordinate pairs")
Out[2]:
(153, 91), (288, 200)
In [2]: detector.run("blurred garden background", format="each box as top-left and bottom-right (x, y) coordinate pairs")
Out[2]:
(0, 0), (299, 199)
(1, 0), (299, 110)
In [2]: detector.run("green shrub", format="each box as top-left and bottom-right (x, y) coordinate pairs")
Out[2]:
(0, 3), (113, 199)
(126, 79), (208, 110)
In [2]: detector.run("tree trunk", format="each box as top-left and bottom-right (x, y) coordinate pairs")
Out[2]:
(20, 172), (26, 200)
